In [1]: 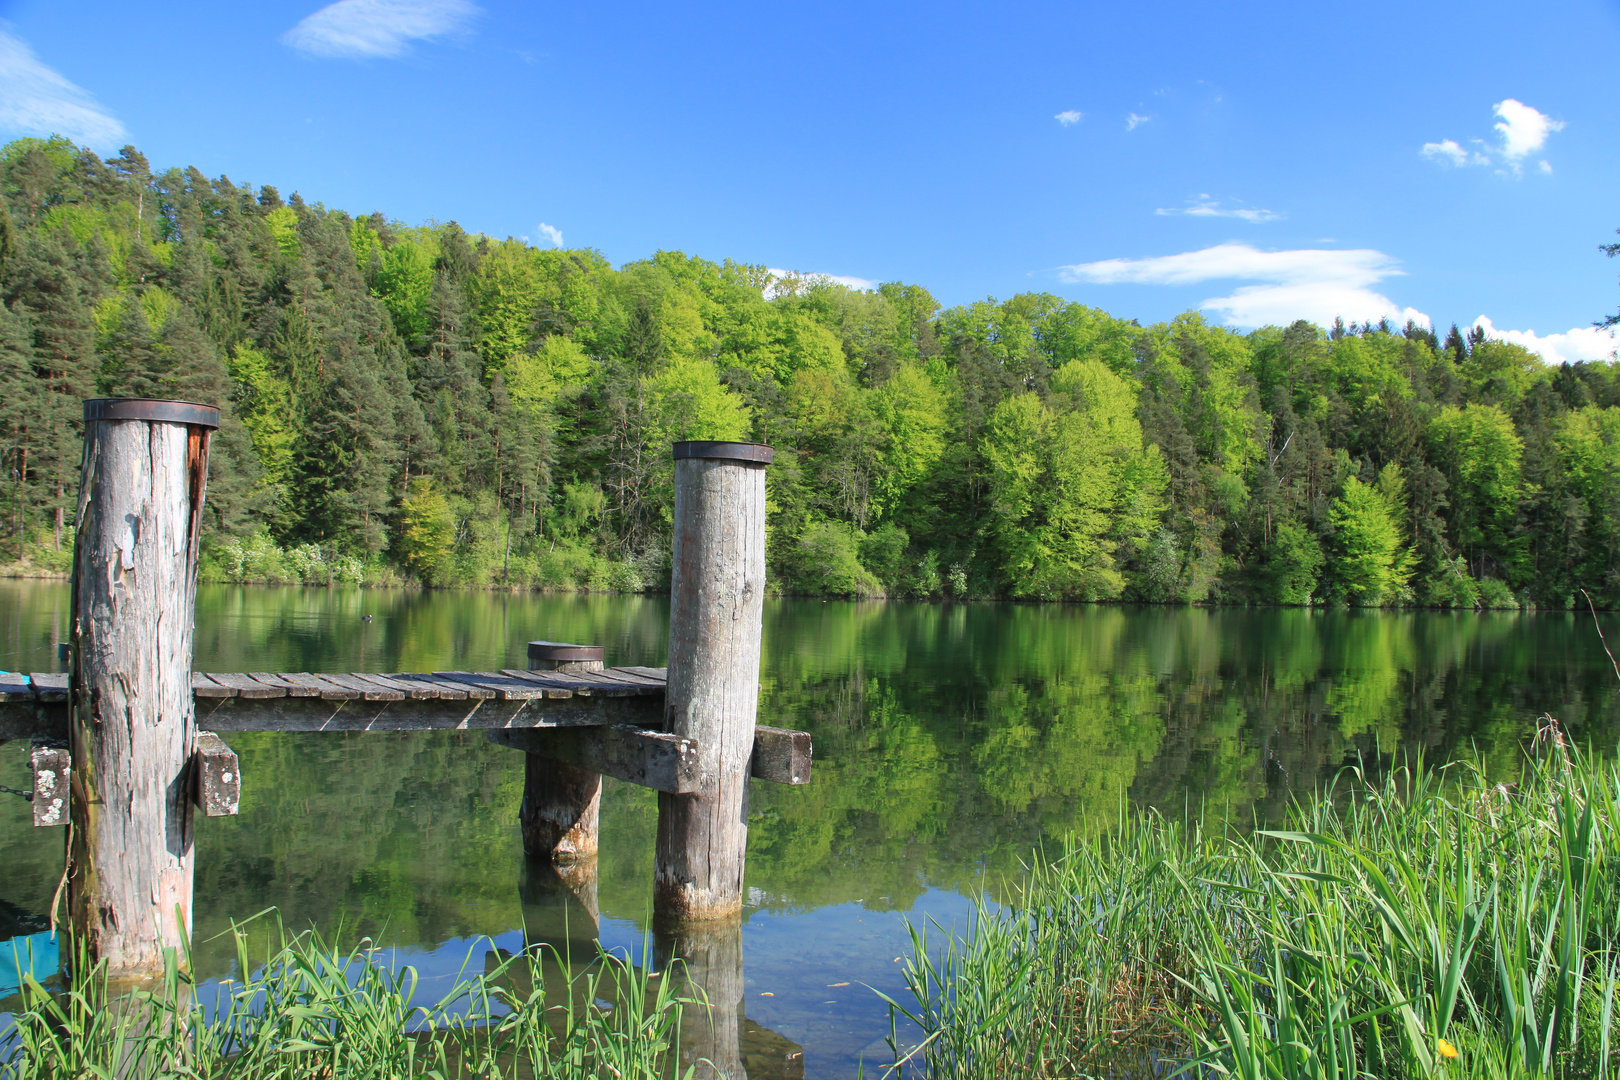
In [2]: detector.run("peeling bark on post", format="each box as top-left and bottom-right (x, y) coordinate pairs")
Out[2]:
(68, 399), (217, 979)
(519, 642), (604, 861)
(655, 442), (772, 922)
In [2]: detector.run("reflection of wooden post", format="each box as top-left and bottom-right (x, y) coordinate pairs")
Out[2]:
(68, 398), (217, 979)
(519, 857), (600, 964)
(520, 641), (604, 860)
(655, 441), (772, 921)
(657, 915), (746, 1080)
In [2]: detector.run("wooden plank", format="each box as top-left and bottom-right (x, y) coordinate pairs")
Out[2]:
(205, 672), (284, 699)
(0, 672), (34, 703)
(30, 743), (69, 827)
(319, 672), (404, 702)
(192, 672), (236, 699)
(29, 673), (68, 703)
(751, 726), (812, 785)
(390, 673), (478, 700)
(350, 672), (440, 699)
(490, 725), (701, 795)
(193, 691), (662, 732)
(500, 668), (643, 697)
(276, 672), (361, 701)
(586, 669), (670, 693)
(247, 672), (320, 697)
(192, 731), (239, 817)
(435, 671), (570, 700)
(615, 665), (669, 683)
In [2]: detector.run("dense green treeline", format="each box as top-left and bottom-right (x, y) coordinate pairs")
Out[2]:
(4, 135), (1620, 606)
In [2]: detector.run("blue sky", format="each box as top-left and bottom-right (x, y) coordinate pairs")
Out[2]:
(2, 0), (1618, 361)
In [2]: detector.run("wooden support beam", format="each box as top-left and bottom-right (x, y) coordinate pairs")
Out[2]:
(192, 732), (240, 817)
(69, 397), (218, 979)
(30, 743), (69, 827)
(490, 725), (701, 795)
(656, 441), (773, 922)
(751, 726), (812, 786)
(191, 691), (662, 732)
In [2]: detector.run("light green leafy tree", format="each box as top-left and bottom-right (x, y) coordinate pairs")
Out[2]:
(1329, 467), (1416, 605)
(396, 478), (455, 582)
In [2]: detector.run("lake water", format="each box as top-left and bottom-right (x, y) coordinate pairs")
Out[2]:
(3, 581), (1619, 1076)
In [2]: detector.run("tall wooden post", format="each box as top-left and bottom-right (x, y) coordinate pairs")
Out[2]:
(520, 641), (604, 861)
(655, 441), (772, 921)
(68, 399), (217, 979)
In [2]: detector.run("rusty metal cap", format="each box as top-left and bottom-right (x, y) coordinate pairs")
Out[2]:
(527, 641), (605, 662)
(84, 399), (220, 429)
(672, 441), (775, 464)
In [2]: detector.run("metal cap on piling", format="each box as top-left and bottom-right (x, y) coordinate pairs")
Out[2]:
(671, 441), (774, 464)
(527, 641), (605, 664)
(84, 398), (220, 429)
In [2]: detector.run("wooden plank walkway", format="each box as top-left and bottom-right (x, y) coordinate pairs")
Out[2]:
(0, 667), (668, 740)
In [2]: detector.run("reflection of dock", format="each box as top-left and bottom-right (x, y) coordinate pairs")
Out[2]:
(513, 863), (805, 1080)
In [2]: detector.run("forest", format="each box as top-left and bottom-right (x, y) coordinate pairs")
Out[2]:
(2, 135), (1619, 608)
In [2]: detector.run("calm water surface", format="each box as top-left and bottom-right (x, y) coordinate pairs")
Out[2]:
(3, 582), (1619, 1076)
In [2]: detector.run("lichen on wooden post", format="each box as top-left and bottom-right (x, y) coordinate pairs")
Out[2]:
(519, 641), (605, 860)
(655, 441), (772, 922)
(68, 398), (218, 979)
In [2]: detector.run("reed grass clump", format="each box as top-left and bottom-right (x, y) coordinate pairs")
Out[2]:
(2, 915), (688, 1079)
(883, 726), (1620, 1080)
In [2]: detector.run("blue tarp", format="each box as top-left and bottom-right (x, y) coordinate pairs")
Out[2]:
(1, 931), (59, 998)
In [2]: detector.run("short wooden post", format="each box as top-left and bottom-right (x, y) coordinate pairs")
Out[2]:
(68, 398), (217, 979)
(655, 441), (772, 922)
(519, 641), (605, 860)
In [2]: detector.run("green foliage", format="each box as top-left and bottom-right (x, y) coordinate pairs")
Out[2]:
(1330, 468), (1417, 605)
(3, 137), (1619, 605)
(397, 478), (456, 582)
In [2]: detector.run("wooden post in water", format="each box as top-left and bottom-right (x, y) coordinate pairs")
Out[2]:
(519, 641), (605, 861)
(68, 398), (218, 979)
(655, 441), (772, 922)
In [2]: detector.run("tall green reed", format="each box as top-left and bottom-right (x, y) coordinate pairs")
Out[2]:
(883, 731), (1620, 1080)
(2, 912), (692, 1080)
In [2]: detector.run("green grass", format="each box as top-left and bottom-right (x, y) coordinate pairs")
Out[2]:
(880, 723), (1620, 1080)
(2, 915), (691, 1079)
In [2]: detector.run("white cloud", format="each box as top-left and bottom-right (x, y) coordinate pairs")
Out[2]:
(1473, 316), (1617, 365)
(764, 268), (878, 298)
(1493, 99), (1563, 160)
(0, 26), (125, 147)
(1422, 99), (1563, 175)
(1126, 112), (1151, 131)
(1054, 110), (1083, 126)
(1059, 242), (1429, 329)
(283, 0), (479, 59)
(1421, 138), (1487, 167)
(1155, 195), (1282, 223)
(536, 222), (563, 248)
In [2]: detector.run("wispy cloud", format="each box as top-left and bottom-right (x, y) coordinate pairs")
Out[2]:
(1054, 110), (1083, 126)
(1155, 195), (1282, 224)
(283, 0), (479, 59)
(764, 268), (878, 298)
(536, 222), (563, 248)
(1126, 112), (1152, 131)
(1422, 99), (1563, 176)
(1059, 242), (1429, 329)
(0, 26), (125, 148)
(1474, 316), (1616, 365)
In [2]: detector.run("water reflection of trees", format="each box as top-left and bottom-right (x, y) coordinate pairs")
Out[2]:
(5, 583), (1620, 980)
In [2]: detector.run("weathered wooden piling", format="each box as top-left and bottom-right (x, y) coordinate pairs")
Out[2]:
(519, 641), (605, 860)
(68, 398), (217, 978)
(655, 441), (772, 922)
